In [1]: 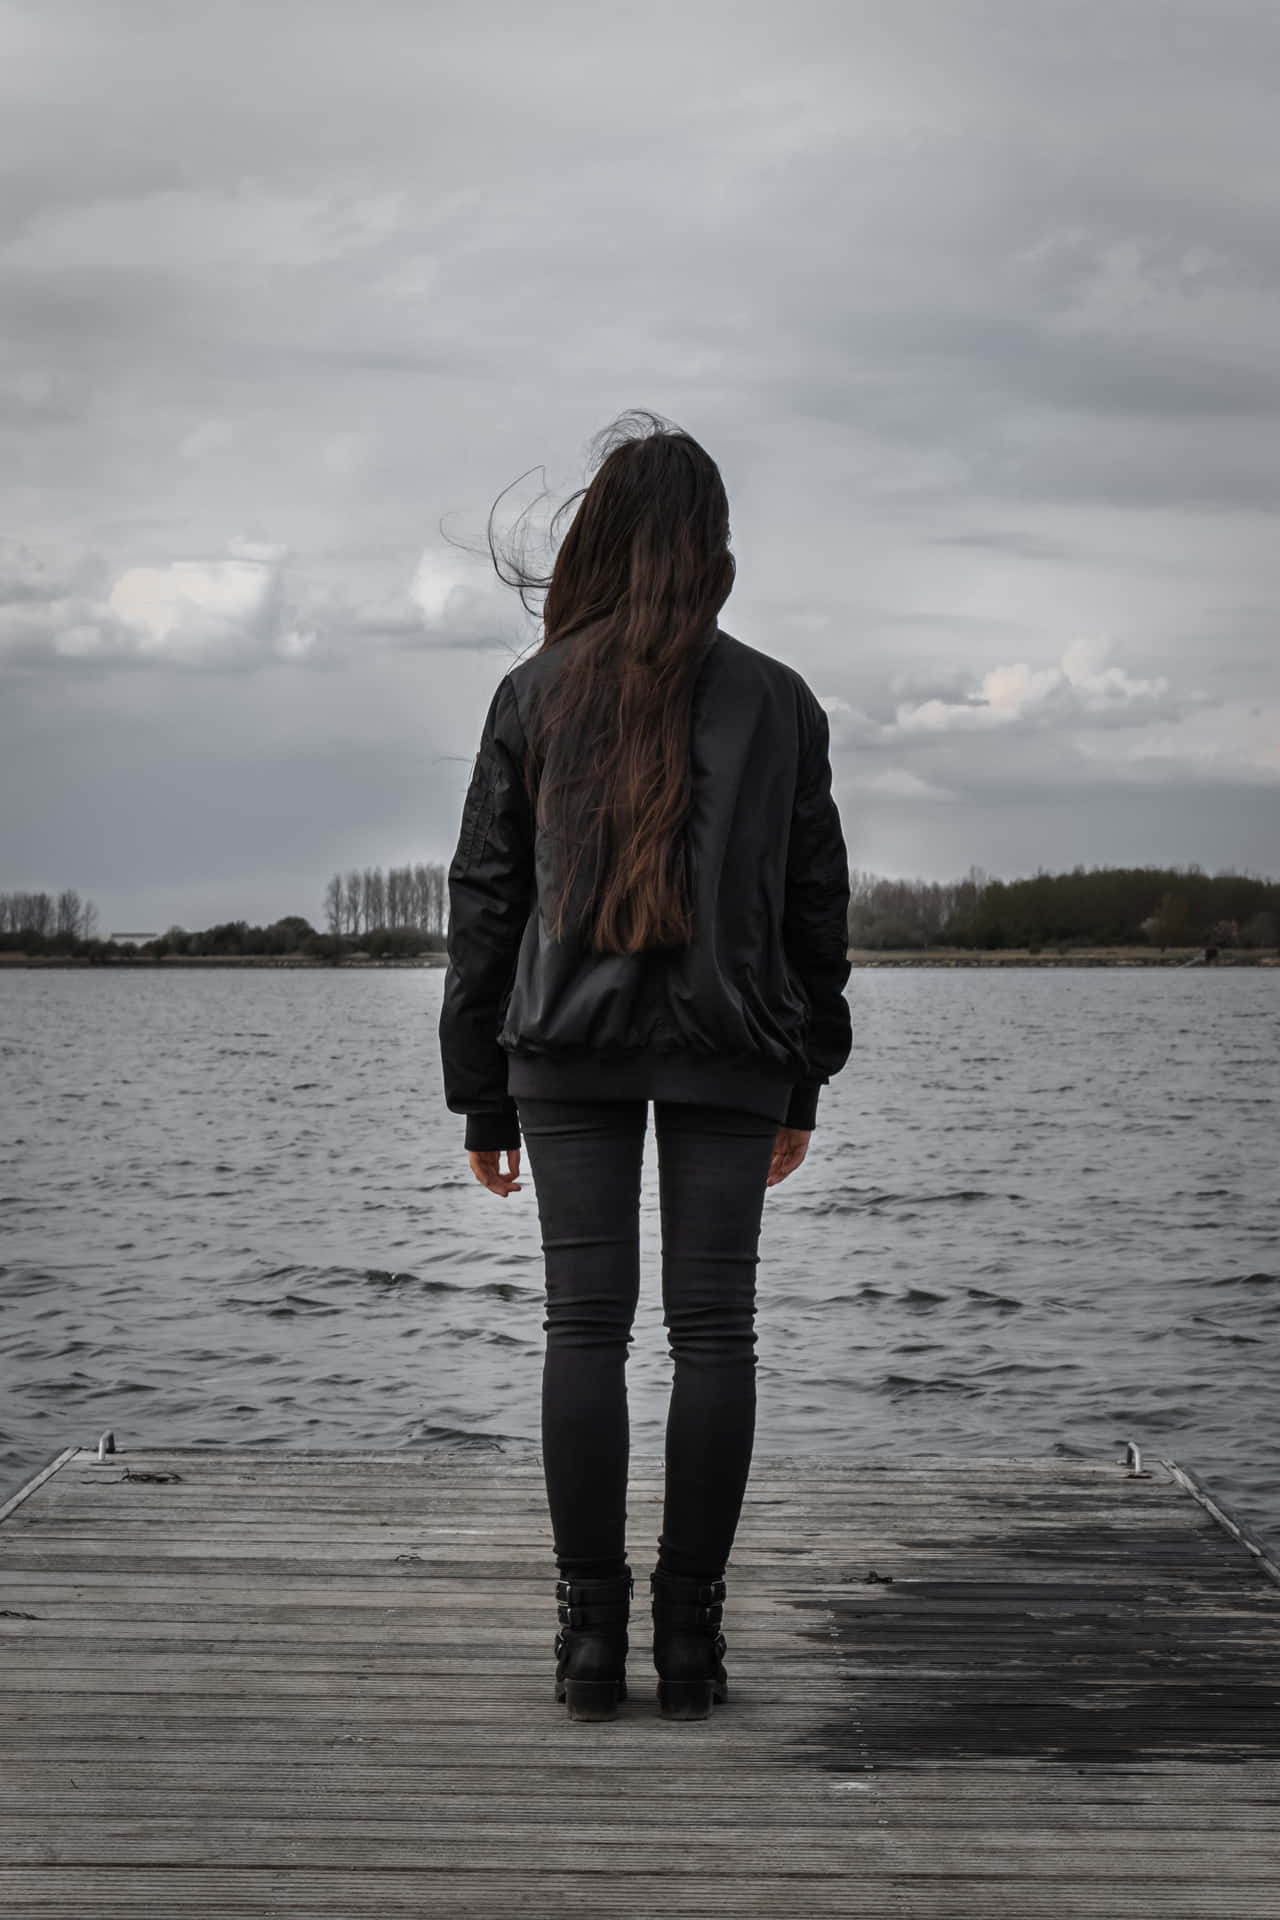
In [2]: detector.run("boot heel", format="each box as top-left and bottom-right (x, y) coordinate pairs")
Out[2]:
(650, 1569), (729, 1720)
(565, 1678), (622, 1721)
(657, 1677), (714, 1720)
(553, 1569), (633, 1722)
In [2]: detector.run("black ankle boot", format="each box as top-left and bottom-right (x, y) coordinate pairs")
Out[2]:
(650, 1568), (729, 1719)
(553, 1568), (634, 1721)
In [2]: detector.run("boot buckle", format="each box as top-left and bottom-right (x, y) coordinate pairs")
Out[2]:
(555, 1579), (579, 1629)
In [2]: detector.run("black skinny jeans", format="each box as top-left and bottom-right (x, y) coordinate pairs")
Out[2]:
(515, 1096), (778, 1585)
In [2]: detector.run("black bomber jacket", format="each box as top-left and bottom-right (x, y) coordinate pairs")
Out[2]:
(439, 625), (853, 1151)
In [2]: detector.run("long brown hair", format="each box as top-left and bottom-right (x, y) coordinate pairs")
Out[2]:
(487, 410), (735, 955)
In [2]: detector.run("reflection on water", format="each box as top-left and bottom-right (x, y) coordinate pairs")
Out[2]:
(2, 967), (1277, 1553)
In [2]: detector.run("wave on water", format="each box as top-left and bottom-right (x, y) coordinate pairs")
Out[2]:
(2, 963), (1277, 1555)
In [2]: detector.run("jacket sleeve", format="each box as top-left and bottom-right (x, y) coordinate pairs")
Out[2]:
(781, 692), (852, 1132)
(439, 675), (534, 1152)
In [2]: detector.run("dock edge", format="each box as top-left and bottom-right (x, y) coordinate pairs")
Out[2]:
(1162, 1454), (1280, 1589)
(0, 1445), (78, 1528)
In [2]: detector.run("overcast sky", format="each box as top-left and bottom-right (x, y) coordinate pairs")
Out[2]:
(2, 0), (1277, 933)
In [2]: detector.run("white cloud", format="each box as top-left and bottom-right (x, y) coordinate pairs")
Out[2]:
(891, 636), (1174, 735)
(0, 535), (512, 670)
(1060, 635), (1171, 703)
(817, 694), (883, 750)
(403, 548), (507, 646)
(108, 560), (274, 653)
(408, 550), (471, 623)
(0, 539), (307, 670)
(818, 638), (1278, 797)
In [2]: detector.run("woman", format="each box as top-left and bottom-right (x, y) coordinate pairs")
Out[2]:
(439, 410), (852, 1722)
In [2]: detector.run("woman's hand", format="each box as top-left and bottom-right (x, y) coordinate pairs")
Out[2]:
(766, 1126), (810, 1188)
(467, 1147), (523, 1197)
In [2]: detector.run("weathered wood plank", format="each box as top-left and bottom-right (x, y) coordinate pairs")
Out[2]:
(0, 1867), (1278, 1920)
(3, 1779), (1279, 1827)
(2, 1446), (1278, 1920)
(3, 1819), (1280, 1875)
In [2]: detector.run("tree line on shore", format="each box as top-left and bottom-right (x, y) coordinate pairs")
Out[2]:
(848, 865), (1278, 951)
(320, 865), (446, 938)
(2, 863), (1276, 961)
(0, 889), (99, 945)
(0, 865), (452, 962)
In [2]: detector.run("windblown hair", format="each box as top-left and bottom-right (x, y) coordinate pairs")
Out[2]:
(487, 410), (735, 955)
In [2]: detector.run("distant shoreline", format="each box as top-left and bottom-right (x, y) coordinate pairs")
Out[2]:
(846, 947), (1278, 968)
(2, 948), (1276, 970)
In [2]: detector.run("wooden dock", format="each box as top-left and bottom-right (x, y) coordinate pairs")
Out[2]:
(2, 1444), (1279, 1917)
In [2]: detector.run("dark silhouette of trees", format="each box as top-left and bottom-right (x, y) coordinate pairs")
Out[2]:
(343, 870), (362, 934)
(148, 916), (320, 959)
(3, 863), (1276, 963)
(0, 863), (456, 960)
(1241, 910), (1278, 949)
(1146, 890), (1190, 949)
(847, 865), (1280, 951)
(324, 862), (449, 940)
(847, 866), (988, 950)
(361, 867), (384, 933)
(1, 891), (53, 938)
(1, 888), (100, 950)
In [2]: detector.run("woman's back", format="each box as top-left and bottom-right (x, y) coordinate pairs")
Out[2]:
(440, 622), (853, 1143)
(436, 410), (855, 1721)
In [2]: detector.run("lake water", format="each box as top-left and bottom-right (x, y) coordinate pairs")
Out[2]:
(3, 967), (1278, 1558)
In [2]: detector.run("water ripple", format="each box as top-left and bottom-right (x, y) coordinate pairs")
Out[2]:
(1, 966), (1277, 1553)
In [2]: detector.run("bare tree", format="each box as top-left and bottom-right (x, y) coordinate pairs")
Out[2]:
(1241, 910), (1278, 949)
(848, 869), (984, 949)
(0, 891), (93, 939)
(323, 873), (343, 936)
(344, 870), (362, 934)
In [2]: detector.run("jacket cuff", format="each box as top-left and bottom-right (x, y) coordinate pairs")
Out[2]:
(464, 1102), (522, 1153)
(784, 1081), (821, 1132)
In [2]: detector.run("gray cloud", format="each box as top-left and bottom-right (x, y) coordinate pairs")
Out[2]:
(2, 0), (1278, 923)
(0, 532), (518, 671)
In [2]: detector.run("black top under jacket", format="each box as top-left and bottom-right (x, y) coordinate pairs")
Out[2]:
(439, 624), (853, 1151)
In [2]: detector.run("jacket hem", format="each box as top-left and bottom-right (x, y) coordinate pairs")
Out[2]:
(505, 1048), (798, 1125)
